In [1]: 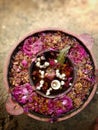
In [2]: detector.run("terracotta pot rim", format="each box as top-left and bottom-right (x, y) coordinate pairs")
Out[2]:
(3, 28), (97, 122)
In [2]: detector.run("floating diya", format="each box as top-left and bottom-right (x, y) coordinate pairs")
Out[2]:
(4, 29), (98, 122)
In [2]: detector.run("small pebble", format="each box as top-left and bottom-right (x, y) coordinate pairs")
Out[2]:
(37, 58), (41, 61)
(41, 56), (45, 60)
(69, 83), (72, 86)
(36, 62), (40, 67)
(40, 80), (44, 85)
(54, 60), (58, 63)
(56, 69), (59, 73)
(62, 74), (66, 77)
(46, 90), (50, 96)
(40, 71), (44, 75)
(49, 88), (52, 91)
(44, 62), (50, 67)
(61, 81), (65, 85)
(36, 86), (41, 90)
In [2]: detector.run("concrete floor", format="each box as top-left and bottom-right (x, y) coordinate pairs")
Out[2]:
(0, 0), (98, 130)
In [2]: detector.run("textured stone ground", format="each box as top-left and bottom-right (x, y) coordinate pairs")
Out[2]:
(0, 0), (98, 130)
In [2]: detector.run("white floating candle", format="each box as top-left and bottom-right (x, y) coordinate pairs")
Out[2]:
(51, 80), (61, 90)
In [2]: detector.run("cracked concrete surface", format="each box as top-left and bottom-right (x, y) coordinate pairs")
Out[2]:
(0, 0), (98, 130)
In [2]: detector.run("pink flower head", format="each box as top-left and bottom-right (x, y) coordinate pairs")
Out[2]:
(52, 96), (73, 116)
(12, 83), (34, 104)
(32, 39), (43, 55)
(69, 44), (87, 63)
(23, 37), (43, 56)
(61, 96), (73, 110)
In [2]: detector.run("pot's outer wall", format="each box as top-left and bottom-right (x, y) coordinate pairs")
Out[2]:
(4, 29), (98, 122)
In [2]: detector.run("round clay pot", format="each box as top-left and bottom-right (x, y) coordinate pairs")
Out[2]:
(4, 28), (98, 122)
